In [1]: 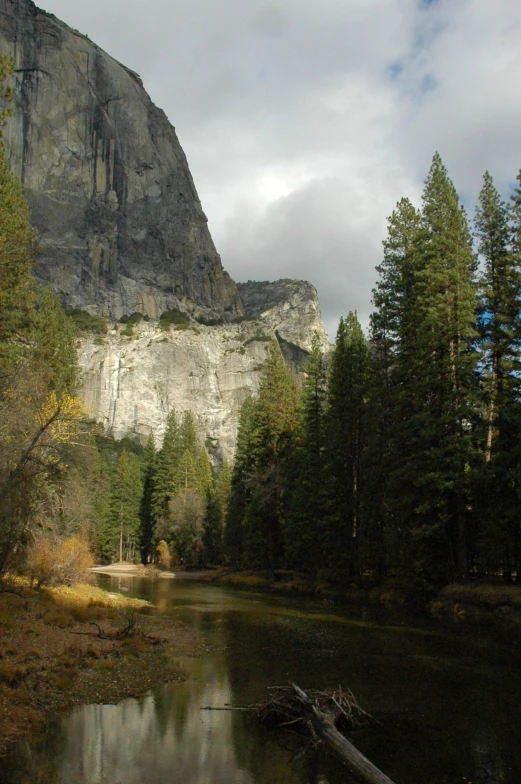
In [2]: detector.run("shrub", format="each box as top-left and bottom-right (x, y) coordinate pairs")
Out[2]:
(194, 315), (224, 326)
(159, 309), (190, 330)
(25, 536), (94, 588)
(67, 309), (107, 335)
(156, 540), (171, 570)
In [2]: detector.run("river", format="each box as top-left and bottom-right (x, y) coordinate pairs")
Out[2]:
(3, 575), (521, 784)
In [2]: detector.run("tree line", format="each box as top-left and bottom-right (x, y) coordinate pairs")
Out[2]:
(224, 153), (521, 593)
(92, 415), (232, 568)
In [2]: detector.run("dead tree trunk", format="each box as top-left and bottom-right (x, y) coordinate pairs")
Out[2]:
(290, 683), (396, 784)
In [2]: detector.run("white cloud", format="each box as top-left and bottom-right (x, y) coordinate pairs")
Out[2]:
(38, 0), (521, 337)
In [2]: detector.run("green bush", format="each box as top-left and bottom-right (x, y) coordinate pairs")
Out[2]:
(67, 309), (107, 335)
(159, 309), (190, 330)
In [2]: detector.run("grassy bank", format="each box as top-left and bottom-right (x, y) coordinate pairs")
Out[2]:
(201, 569), (521, 635)
(197, 568), (409, 604)
(0, 580), (203, 756)
(431, 582), (521, 636)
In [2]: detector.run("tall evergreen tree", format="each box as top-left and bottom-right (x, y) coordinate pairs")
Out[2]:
(203, 460), (231, 565)
(388, 153), (478, 588)
(244, 342), (299, 571)
(284, 333), (328, 573)
(225, 397), (255, 565)
(473, 171), (521, 577)
(102, 449), (144, 562)
(324, 313), (369, 582)
(152, 409), (182, 526)
(139, 434), (157, 564)
(364, 198), (422, 578)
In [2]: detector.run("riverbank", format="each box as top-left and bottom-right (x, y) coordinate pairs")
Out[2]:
(0, 581), (204, 756)
(199, 569), (521, 639)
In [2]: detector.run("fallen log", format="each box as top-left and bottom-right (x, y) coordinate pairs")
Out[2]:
(289, 683), (396, 784)
(202, 682), (397, 784)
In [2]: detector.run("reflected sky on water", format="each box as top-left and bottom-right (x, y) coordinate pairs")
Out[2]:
(3, 576), (521, 784)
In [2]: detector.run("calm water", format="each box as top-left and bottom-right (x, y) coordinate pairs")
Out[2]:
(3, 575), (521, 784)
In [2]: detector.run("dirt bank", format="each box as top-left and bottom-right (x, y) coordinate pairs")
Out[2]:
(0, 581), (205, 756)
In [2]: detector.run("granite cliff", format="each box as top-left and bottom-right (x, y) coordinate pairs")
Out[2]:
(0, 0), (240, 319)
(79, 280), (330, 460)
(0, 0), (331, 456)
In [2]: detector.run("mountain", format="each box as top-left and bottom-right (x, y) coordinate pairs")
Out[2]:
(0, 0), (240, 319)
(0, 0), (331, 456)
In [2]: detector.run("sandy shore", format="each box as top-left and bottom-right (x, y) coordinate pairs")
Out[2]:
(90, 562), (210, 579)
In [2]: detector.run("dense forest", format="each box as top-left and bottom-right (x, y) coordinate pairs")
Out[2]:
(1, 53), (521, 594)
(225, 153), (521, 593)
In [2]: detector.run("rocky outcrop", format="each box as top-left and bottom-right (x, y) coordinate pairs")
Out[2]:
(79, 320), (277, 461)
(0, 0), (241, 319)
(79, 281), (331, 458)
(237, 280), (330, 355)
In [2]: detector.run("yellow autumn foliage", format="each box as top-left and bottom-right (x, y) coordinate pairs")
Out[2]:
(25, 536), (94, 587)
(36, 391), (84, 442)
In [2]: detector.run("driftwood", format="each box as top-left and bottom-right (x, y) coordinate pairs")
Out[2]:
(202, 683), (397, 784)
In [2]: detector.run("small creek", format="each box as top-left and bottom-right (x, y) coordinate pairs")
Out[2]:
(3, 575), (521, 784)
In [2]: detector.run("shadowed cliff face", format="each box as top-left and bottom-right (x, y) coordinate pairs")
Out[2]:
(0, 0), (241, 319)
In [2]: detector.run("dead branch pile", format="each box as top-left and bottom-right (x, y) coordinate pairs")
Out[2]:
(202, 684), (395, 784)
(255, 684), (377, 737)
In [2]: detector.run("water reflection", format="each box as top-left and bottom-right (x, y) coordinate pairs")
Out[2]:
(3, 578), (521, 784)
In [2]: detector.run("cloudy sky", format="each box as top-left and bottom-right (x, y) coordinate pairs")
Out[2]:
(40, 0), (521, 338)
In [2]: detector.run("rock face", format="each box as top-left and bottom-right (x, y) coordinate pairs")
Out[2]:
(80, 321), (277, 462)
(238, 280), (330, 351)
(0, 1), (333, 457)
(0, 0), (241, 319)
(238, 279), (330, 359)
(79, 283), (331, 459)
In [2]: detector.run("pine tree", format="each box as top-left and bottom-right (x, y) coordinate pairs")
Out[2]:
(225, 396), (255, 565)
(364, 198), (422, 578)
(284, 332), (328, 573)
(102, 449), (144, 562)
(371, 197), (421, 362)
(388, 153), (478, 588)
(151, 409), (182, 526)
(139, 433), (157, 564)
(324, 313), (369, 582)
(245, 341), (299, 571)
(203, 460), (230, 565)
(474, 171), (521, 577)
(172, 449), (199, 497)
(196, 448), (214, 497)
(179, 411), (199, 455)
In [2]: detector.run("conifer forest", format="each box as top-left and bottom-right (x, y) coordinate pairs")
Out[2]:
(1, 43), (521, 594)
